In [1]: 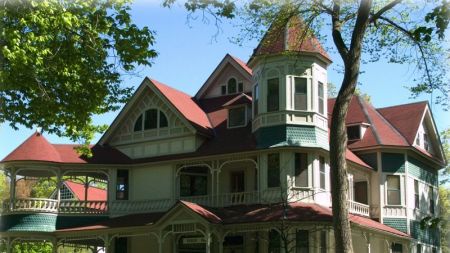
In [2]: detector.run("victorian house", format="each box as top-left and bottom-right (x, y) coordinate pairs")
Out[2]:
(0, 16), (445, 253)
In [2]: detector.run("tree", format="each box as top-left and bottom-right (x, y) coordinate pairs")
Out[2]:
(163, 1), (450, 252)
(1, 0), (157, 153)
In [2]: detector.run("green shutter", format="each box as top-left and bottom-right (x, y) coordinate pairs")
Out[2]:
(408, 157), (438, 186)
(383, 218), (408, 233)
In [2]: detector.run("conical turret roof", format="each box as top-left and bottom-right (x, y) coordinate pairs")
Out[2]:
(2, 131), (62, 162)
(248, 15), (331, 66)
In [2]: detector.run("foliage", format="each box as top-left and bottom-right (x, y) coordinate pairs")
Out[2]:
(354, 87), (371, 103)
(441, 128), (450, 184)
(0, 171), (9, 200)
(327, 82), (338, 98)
(439, 186), (450, 253)
(1, 0), (157, 154)
(12, 242), (53, 253)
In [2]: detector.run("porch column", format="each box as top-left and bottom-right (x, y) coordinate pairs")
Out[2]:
(158, 237), (163, 253)
(56, 170), (62, 209)
(210, 168), (215, 206)
(9, 168), (16, 211)
(52, 238), (58, 253)
(205, 233), (211, 253)
(363, 232), (371, 253)
(6, 237), (12, 253)
(103, 235), (111, 253)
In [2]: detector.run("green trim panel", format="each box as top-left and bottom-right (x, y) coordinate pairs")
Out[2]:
(410, 220), (440, 246)
(383, 218), (408, 233)
(255, 125), (329, 150)
(0, 214), (108, 232)
(382, 153), (405, 173)
(408, 156), (438, 186)
(359, 153), (378, 170)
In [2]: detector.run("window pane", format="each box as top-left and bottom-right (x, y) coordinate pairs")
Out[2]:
(221, 85), (226, 95)
(229, 107), (246, 127)
(267, 78), (279, 112)
(228, 78), (237, 94)
(391, 243), (402, 253)
(180, 175), (191, 197)
(192, 176), (207, 196)
(134, 114), (143, 132)
(295, 153), (308, 187)
(295, 77), (307, 110)
(414, 180), (419, 208)
(318, 82), (324, 114)
(296, 230), (309, 253)
(116, 170), (129, 200)
(254, 84), (259, 115)
(347, 126), (361, 140)
(238, 82), (243, 92)
(144, 109), (158, 129)
(159, 111), (168, 128)
(268, 153), (280, 188)
(387, 176), (401, 205)
(269, 230), (281, 253)
(319, 156), (326, 189)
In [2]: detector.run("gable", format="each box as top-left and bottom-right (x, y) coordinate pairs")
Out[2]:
(195, 54), (252, 99)
(413, 108), (445, 161)
(100, 79), (207, 159)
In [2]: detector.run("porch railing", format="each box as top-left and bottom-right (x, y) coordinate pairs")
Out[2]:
(6, 198), (59, 213)
(216, 191), (259, 206)
(348, 200), (370, 217)
(59, 200), (108, 214)
(109, 199), (172, 214)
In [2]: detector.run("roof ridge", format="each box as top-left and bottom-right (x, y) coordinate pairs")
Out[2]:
(357, 96), (382, 145)
(377, 100), (428, 110)
(364, 98), (409, 145)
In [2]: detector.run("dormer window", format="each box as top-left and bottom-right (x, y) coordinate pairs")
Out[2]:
(228, 106), (246, 128)
(134, 109), (168, 132)
(347, 125), (361, 140)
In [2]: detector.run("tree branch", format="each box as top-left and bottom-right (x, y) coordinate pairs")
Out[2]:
(378, 15), (434, 90)
(332, 0), (349, 61)
(369, 0), (402, 23)
(349, 0), (373, 57)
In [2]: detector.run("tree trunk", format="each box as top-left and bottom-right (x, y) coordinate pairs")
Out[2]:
(330, 1), (372, 252)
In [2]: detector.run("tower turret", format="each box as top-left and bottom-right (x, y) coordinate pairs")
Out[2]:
(249, 16), (332, 149)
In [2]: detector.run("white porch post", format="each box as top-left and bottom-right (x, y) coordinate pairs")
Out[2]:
(9, 168), (16, 211)
(52, 238), (58, 253)
(205, 233), (211, 253)
(56, 170), (62, 210)
(6, 237), (12, 253)
(210, 168), (215, 206)
(363, 232), (371, 253)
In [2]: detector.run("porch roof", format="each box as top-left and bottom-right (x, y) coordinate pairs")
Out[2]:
(56, 201), (409, 238)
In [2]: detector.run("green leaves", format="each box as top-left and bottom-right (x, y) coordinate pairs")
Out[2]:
(0, 0), (157, 153)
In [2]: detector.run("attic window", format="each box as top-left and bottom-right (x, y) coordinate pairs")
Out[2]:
(347, 125), (361, 140)
(228, 78), (237, 94)
(228, 106), (246, 128)
(134, 109), (168, 132)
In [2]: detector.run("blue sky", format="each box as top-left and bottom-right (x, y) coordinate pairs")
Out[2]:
(0, 1), (448, 159)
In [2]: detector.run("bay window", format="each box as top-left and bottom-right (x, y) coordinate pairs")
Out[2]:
(267, 78), (279, 112)
(318, 82), (325, 114)
(268, 153), (280, 188)
(294, 77), (307, 110)
(295, 153), (308, 187)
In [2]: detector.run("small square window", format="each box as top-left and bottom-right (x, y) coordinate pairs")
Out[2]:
(221, 85), (226, 95)
(228, 107), (246, 128)
(347, 125), (361, 140)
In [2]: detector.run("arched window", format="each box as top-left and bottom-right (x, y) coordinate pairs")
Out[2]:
(133, 109), (169, 132)
(227, 78), (237, 94)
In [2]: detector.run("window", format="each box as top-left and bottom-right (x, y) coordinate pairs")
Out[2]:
(179, 167), (208, 197)
(268, 153), (280, 188)
(295, 153), (308, 187)
(228, 106), (246, 128)
(294, 77), (307, 110)
(424, 133), (430, 151)
(115, 237), (128, 253)
(387, 175), (401, 205)
(134, 109), (168, 132)
(238, 82), (244, 92)
(429, 186), (434, 214)
(414, 180), (419, 209)
(296, 230), (309, 253)
(415, 135), (421, 146)
(319, 156), (326, 189)
(320, 231), (327, 253)
(269, 230), (281, 253)
(416, 244), (422, 253)
(221, 85), (226, 95)
(347, 125), (361, 140)
(318, 82), (325, 114)
(116, 170), (129, 200)
(267, 78), (279, 112)
(228, 78), (237, 94)
(391, 243), (403, 253)
(254, 84), (259, 116)
(133, 115), (143, 131)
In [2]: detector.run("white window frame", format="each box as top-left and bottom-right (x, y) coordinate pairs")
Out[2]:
(385, 174), (403, 206)
(227, 105), (247, 128)
(133, 108), (169, 132)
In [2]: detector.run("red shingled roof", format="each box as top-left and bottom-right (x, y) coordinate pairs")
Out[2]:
(230, 55), (252, 75)
(249, 15), (331, 64)
(3, 132), (61, 163)
(57, 201), (409, 238)
(151, 78), (212, 133)
(64, 181), (107, 201)
(328, 96), (409, 150)
(2, 133), (131, 164)
(377, 101), (428, 145)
